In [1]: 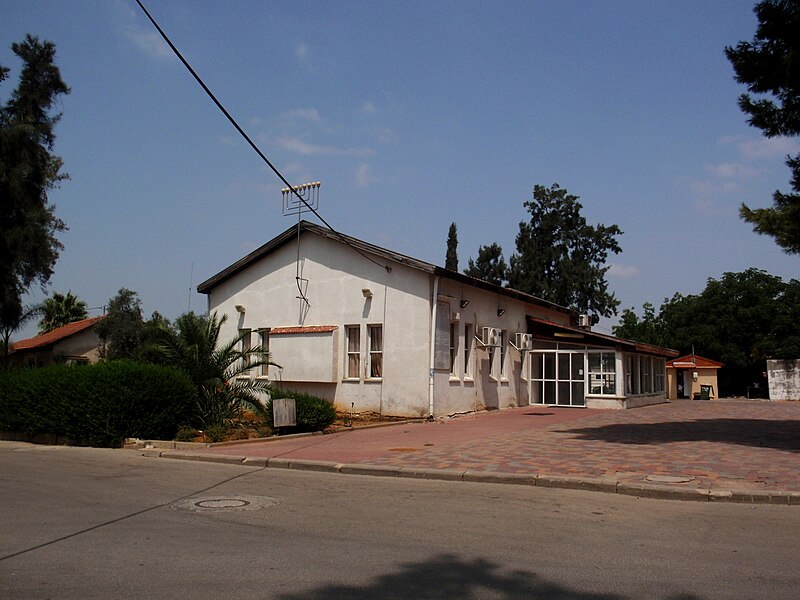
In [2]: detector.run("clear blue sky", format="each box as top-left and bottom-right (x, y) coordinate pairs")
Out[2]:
(4, 0), (797, 339)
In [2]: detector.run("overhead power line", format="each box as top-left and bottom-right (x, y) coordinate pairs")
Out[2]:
(134, 0), (390, 272)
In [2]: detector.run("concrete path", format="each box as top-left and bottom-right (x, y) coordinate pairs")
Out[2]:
(141, 400), (800, 503)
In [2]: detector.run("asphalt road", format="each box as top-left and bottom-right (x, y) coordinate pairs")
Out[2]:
(1, 442), (798, 599)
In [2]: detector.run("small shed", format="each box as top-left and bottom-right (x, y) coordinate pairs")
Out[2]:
(666, 354), (723, 400)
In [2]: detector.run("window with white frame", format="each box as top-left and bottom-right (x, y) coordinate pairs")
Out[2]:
(588, 351), (616, 395)
(368, 324), (383, 379)
(463, 323), (473, 378)
(345, 325), (360, 379)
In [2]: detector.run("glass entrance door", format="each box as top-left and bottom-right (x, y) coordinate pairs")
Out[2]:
(529, 351), (585, 407)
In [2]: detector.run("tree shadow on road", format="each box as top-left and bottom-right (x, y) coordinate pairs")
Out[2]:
(274, 553), (702, 600)
(560, 419), (800, 453)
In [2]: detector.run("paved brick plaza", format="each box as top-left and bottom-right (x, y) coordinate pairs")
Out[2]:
(198, 399), (800, 493)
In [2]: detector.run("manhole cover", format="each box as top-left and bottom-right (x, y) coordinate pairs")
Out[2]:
(171, 495), (278, 512)
(196, 498), (250, 509)
(645, 475), (695, 484)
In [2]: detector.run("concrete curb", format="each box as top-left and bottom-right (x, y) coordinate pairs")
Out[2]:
(160, 451), (246, 465)
(537, 474), (618, 493)
(462, 471), (536, 485)
(126, 419), (422, 450)
(148, 450), (800, 505)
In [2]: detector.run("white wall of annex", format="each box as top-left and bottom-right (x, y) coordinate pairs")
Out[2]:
(430, 277), (571, 416)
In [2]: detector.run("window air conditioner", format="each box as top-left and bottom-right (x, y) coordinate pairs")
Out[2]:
(515, 332), (533, 350)
(482, 327), (500, 347)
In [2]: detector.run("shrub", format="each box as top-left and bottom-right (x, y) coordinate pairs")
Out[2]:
(265, 388), (336, 433)
(175, 425), (199, 442)
(0, 361), (196, 446)
(203, 424), (227, 443)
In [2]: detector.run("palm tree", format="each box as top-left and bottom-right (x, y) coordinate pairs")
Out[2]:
(1, 303), (43, 368)
(39, 291), (88, 334)
(153, 311), (279, 428)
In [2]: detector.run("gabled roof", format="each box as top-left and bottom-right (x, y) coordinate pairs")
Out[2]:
(667, 354), (724, 369)
(197, 220), (574, 316)
(10, 316), (104, 353)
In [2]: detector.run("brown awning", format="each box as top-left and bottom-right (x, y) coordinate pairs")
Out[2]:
(526, 316), (679, 358)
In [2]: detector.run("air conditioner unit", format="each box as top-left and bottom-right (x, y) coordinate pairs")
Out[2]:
(482, 327), (500, 347)
(578, 314), (592, 329)
(515, 332), (533, 351)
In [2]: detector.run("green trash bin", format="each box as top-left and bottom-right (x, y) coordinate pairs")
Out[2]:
(699, 385), (712, 400)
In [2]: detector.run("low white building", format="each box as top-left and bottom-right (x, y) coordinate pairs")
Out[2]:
(198, 221), (676, 417)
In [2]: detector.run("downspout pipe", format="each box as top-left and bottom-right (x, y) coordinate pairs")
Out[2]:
(428, 275), (440, 417)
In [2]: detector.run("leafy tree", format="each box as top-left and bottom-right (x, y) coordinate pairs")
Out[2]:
(38, 290), (87, 333)
(151, 311), (279, 428)
(95, 288), (145, 360)
(613, 302), (664, 346)
(507, 184), (622, 318)
(0, 35), (70, 325)
(463, 243), (508, 286)
(445, 222), (459, 271)
(613, 269), (800, 395)
(0, 302), (41, 368)
(725, 0), (800, 253)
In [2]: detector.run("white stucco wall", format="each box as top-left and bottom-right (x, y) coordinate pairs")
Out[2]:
(203, 229), (596, 417)
(53, 328), (102, 363)
(207, 233), (432, 417)
(431, 278), (571, 416)
(767, 359), (800, 401)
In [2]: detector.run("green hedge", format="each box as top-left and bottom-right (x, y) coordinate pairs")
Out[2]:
(0, 361), (196, 446)
(265, 388), (336, 433)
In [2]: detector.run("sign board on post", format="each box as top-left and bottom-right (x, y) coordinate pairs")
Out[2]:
(273, 398), (297, 427)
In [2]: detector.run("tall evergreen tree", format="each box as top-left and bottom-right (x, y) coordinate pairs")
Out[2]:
(507, 184), (622, 318)
(445, 222), (459, 271)
(725, 0), (800, 253)
(464, 243), (508, 286)
(0, 35), (70, 327)
(38, 290), (87, 333)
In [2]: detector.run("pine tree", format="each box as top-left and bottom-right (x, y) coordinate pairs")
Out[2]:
(464, 243), (508, 286)
(725, 0), (800, 253)
(445, 223), (459, 271)
(507, 184), (622, 318)
(0, 35), (70, 326)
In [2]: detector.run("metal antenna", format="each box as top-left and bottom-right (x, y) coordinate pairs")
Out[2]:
(282, 182), (321, 314)
(282, 181), (320, 217)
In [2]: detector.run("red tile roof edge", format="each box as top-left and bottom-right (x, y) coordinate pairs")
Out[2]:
(270, 325), (338, 335)
(666, 354), (724, 369)
(10, 316), (105, 352)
